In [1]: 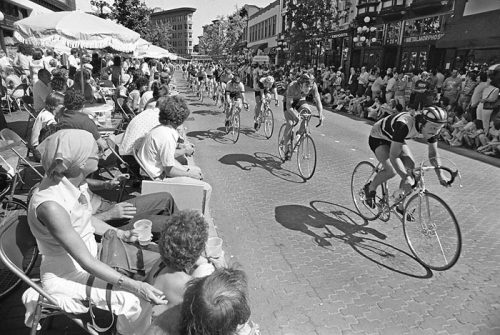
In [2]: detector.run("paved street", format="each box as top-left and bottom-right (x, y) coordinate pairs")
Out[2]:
(178, 74), (500, 335)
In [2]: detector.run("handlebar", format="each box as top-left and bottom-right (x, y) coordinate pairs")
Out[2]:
(299, 112), (322, 128)
(411, 165), (458, 187)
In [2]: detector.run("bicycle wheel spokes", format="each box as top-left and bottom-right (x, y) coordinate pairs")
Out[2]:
(351, 161), (381, 220)
(403, 192), (461, 271)
(277, 124), (287, 161)
(263, 108), (274, 139)
(229, 112), (240, 143)
(296, 134), (317, 180)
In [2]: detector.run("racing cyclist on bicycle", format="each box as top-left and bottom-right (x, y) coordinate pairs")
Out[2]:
(283, 73), (324, 157)
(365, 106), (450, 211)
(224, 73), (248, 128)
(254, 71), (279, 130)
(196, 67), (207, 96)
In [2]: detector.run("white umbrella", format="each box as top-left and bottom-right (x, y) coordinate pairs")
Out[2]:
(14, 11), (140, 53)
(137, 45), (172, 59)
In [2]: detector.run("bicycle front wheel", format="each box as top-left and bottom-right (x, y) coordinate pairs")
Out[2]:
(351, 161), (381, 221)
(403, 192), (461, 271)
(230, 111), (240, 143)
(296, 134), (317, 180)
(263, 108), (274, 139)
(277, 124), (287, 161)
(0, 198), (38, 300)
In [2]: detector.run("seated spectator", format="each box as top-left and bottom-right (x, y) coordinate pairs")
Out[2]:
(146, 267), (258, 335)
(33, 69), (52, 113)
(366, 97), (381, 120)
(57, 90), (107, 149)
(129, 76), (150, 113)
(130, 210), (215, 333)
(28, 129), (167, 335)
(29, 49), (44, 84)
(51, 73), (68, 94)
(348, 92), (365, 117)
(136, 96), (212, 210)
(378, 99), (396, 119)
(30, 92), (64, 160)
(333, 89), (349, 112)
(73, 69), (96, 103)
(477, 120), (500, 156)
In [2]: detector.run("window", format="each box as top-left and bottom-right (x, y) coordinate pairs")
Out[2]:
(189, 41), (192, 46)
(272, 16), (276, 35)
(189, 24), (192, 29)
(189, 32), (192, 38)
(264, 20), (268, 37)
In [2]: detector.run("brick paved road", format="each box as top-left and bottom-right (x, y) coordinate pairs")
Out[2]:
(179, 74), (500, 335)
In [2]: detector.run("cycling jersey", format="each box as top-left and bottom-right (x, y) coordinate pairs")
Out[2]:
(284, 80), (319, 109)
(220, 72), (233, 84)
(225, 81), (245, 99)
(197, 71), (207, 80)
(258, 77), (277, 94)
(370, 112), (437, 144)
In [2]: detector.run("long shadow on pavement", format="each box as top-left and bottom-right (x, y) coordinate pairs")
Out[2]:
(187, 128), (233, 144)
(274, 202), (432, 279)
(192, 109), (222, 116)
(218, 152), (305, 183)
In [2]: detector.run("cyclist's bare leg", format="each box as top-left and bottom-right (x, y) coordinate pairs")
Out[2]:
(369, 144), (396, 193)
(254, 94), (262, 121)
(397, 145), (416, 194)
(283, 108), (299, 151)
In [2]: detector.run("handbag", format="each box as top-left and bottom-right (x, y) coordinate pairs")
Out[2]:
(99, 229), (160, 281)
(482, 89), (498, 110)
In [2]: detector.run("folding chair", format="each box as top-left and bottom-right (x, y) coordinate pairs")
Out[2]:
(0, 212), (100, 335)
(21, 95), (37, 139)
(0, 129), (44, 189)
(133, 147), (207, 215)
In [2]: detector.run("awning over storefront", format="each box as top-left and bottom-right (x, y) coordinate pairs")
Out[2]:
(437, 10), (500, 49)
(249, 43), (267, 51)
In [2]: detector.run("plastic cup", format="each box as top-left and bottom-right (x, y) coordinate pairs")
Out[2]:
(205, 237), (223, 258)
(133, 219), (152, 246)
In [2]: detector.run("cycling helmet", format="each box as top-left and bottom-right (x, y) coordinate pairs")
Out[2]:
(298, 73), (315, 85)
(260, 75), (275, 85)
(422, 106), (447, 124)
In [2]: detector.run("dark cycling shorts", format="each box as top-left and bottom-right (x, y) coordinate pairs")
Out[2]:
(207, 75), (213, 79)
(254, 91), (262, 99)
(198, 77), (204, 81)
(368, 136), (391, 153)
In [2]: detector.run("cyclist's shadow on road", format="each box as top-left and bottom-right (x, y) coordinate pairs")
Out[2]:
(218, 152), (305, 183)
(274, 202), (432, 278)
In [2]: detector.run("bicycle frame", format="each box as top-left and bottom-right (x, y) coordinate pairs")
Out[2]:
(288, 112), (314, 153)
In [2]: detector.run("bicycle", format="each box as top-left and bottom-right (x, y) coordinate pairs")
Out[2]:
(0, 170), (38, 300)
(277, 105), (321, 180)
(350, 160), (462, 271)
(225, 98), (248, 143)
(255, 93), (277, 139)
(198, 80), (206, 102)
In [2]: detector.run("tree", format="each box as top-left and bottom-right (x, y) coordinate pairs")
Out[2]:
(284, 0), (339, 64)
(111, 0), (152, 36)
(142, 21), (173, 50)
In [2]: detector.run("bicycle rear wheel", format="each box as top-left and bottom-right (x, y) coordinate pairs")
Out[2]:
(263, 108), (274, 139)
(0, 198), (38, 300)
(229, 110), (240, 143)
(403, 192), (461, 271)
(296, 134), (317, 180)
(351, 161), (382, 220)
(277, 124), (287, 161)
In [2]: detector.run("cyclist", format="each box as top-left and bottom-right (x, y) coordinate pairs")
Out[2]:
(283, 73), (324, 157)
(364, 106), (450, 211)
(196, 66), (207, 96)
(254, 70), (279, 130)
(224, 73), (247, 128)
(206, 65), (215, 99)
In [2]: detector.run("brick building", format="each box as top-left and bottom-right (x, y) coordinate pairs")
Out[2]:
(150, 7), (196, 57)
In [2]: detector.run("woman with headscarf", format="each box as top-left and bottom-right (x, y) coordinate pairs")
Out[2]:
(27, 129), (167, 334)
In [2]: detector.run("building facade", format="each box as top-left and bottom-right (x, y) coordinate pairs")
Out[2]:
(247, 1), (282, 64)
(150, 7), (196, 57)
(1, 0), (75, 53)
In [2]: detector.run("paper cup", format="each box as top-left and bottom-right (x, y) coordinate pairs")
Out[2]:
(206, 237), (223, 258)
(133, 219), (152, 245)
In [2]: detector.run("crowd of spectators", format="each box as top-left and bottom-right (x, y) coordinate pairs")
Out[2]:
(1, 44), (259, 335)
(238, 61), (500, 158)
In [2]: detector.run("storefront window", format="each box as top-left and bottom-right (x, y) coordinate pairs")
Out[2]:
(403, 16), (443, 43)
(419, 51), (427, 70)
(409, 52), (418, 71)
(385, 22), (401, 45)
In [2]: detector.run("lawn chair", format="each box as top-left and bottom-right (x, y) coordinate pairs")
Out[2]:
(133, 147), (207, 215)
(0, 211), (101, 335)
(20, 95), (37, 139)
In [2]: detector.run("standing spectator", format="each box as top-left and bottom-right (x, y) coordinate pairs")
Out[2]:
(371, 70), (385, 99)
(442, 69), (462, 105)
(413, 71), (431, 110)
(43, 49), (56, 73)
(385, 72), (396, 103)
(394, 72), (407, 108)
(435, 68), (445, 95)
(29, 49), (45, 84)
(13, 44), (31, 77)
(347, 67), (358, 94)
(476, 74), (499, 137)
(33, 69), (52, 113)
(469, 71), (489, 121)
(357, 66), (369, 96)
(67, 48), (80, 79)
(458, 72), (478, 111)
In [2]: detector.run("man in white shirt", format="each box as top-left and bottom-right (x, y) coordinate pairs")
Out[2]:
(33, 69), (52, 112)
(136, 96), (212, 209)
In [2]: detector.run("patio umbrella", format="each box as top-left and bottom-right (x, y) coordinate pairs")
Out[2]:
(13, 11), (140, 53)
(137, 45), (171, 59)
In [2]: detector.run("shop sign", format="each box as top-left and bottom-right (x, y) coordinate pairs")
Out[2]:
(404, 33), (444, 43)
(332, 31), (349, 39)
(252, 55), (270, 63)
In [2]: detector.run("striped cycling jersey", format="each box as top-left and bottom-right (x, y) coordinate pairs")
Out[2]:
(370, 112), (437, 143)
